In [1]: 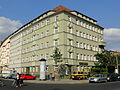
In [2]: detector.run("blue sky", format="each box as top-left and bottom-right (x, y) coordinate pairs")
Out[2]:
(0, 0), (120, 51)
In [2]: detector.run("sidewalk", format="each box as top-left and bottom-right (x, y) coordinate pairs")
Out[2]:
(23, 79), (89, 84)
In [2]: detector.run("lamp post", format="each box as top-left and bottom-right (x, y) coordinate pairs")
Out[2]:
(39, 59), (46, 80)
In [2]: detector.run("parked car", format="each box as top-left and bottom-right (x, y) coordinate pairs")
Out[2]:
(107, 74), (118, 82)
(20, 74), (36, 80)
(1, 73), (10, 79)
(9, 73), (17, 79)
(116, 74), (120, 80)
(89, 74), (107, 83)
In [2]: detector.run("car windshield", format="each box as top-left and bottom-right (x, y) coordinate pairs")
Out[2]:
(92, 74), (102, 77)
(26, 74), (32, 76)
(73, 72), (77, 74)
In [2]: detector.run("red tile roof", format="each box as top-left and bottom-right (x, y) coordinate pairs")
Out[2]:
(110, 51), (120, 56)
(51, 5), (73, 12)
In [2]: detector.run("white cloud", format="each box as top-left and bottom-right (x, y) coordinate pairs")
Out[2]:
(104, 28), (120, 41)
(104, 28), (120, 51)
(0, 17), (22, 41)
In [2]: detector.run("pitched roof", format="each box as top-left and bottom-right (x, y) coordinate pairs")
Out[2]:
(51, 5), (73, 12)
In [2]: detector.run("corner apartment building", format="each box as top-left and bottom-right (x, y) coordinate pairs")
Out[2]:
(0, 38), (10, 73)
(9, 5), (106, 74)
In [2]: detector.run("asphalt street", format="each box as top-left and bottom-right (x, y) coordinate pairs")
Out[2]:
(1, 80), (120, 90)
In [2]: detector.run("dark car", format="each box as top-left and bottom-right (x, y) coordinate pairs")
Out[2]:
(107, 74), (118, 82)
(116, 74), (120, 81)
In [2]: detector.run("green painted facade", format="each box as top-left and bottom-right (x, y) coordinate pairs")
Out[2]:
(9, 7), (105, 75)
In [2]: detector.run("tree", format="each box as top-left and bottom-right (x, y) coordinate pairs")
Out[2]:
(51, 47), (63, 79)
(58, 64), (67, 75)
(95, 50), (117, 73)
(51, 47), (62, 65)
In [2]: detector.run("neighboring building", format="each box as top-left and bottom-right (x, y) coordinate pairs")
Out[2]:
(0, 38), (10, 73)
(9, 5), (106, 74)
(0, 41), (2, 73)
(110, 51), (120, 73)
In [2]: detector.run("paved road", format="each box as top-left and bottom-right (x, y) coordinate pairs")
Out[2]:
(1, 80), (120, 90)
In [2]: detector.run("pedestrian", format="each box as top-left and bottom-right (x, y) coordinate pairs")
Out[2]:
(52, 73), (55, 81)
(49, 73), (52, 80)
(19, 74), (23, 87)
(16, 73), (20, 87)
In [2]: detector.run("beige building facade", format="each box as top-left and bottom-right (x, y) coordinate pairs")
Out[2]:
(8, 5), (105, 75)
(0, 38), (10, 73)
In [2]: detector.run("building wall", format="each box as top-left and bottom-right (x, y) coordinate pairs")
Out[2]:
(9, 8), (105, 74)
(0, 38), (10, 72)
(9, 31), (22, 73)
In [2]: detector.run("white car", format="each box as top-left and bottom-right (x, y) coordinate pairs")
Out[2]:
(89, 74), (107, 83)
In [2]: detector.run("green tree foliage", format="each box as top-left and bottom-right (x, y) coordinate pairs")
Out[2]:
(51, 47), (62, 65)
(58, 64), (67, 75)
(91, 66), (108, 74)
(95, 50), (116, 68)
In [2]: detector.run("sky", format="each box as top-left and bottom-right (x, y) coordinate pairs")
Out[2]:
(0, 0), (120, 51)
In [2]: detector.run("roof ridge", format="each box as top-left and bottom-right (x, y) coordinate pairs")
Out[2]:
(51, 5), (73, 12)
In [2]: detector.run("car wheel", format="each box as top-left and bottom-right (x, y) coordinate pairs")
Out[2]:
(23, 78), (26, 80)
(89, 81), (92, 83)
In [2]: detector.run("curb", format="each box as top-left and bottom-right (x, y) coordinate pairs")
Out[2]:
(23, 79), (89, 84)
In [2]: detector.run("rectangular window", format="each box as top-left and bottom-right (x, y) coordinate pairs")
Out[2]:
(83, 33), (86, 38)
(68, 52), (73, 59)
(41, 54), (44, 59)
(76, 19), (79, 25)
(80, 21), (83, 26)
(68, 26), (72, 33)
(80, 32), (83, 37)
(81, 54), (83, 60)
(80, 42), (83, 48)
(41, 32), (44, 38)
(36, 67), (38, 72)
(68, 16), (71, 21)
(84, 55), (86, 60)
(41, 43), (44, 48)
(76, 41), (79, 47)
(69, 39), (73, 46)
(55, 15), (59, 21)
(88, 55), (90, 61)
(76, 53), (79, 59)
(76, 30), (79, 36)
(54, 26), (59, 33)
(46, 19), (50, 25)
(45, 53), (49, 59)
(54, 39), (59, 47)
(46, 42), (49, 48)
(41, 21), (44, 27)
(46, 30), (49, 36)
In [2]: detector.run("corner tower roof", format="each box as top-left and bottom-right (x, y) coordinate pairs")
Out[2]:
(51, 5), (73, 12)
